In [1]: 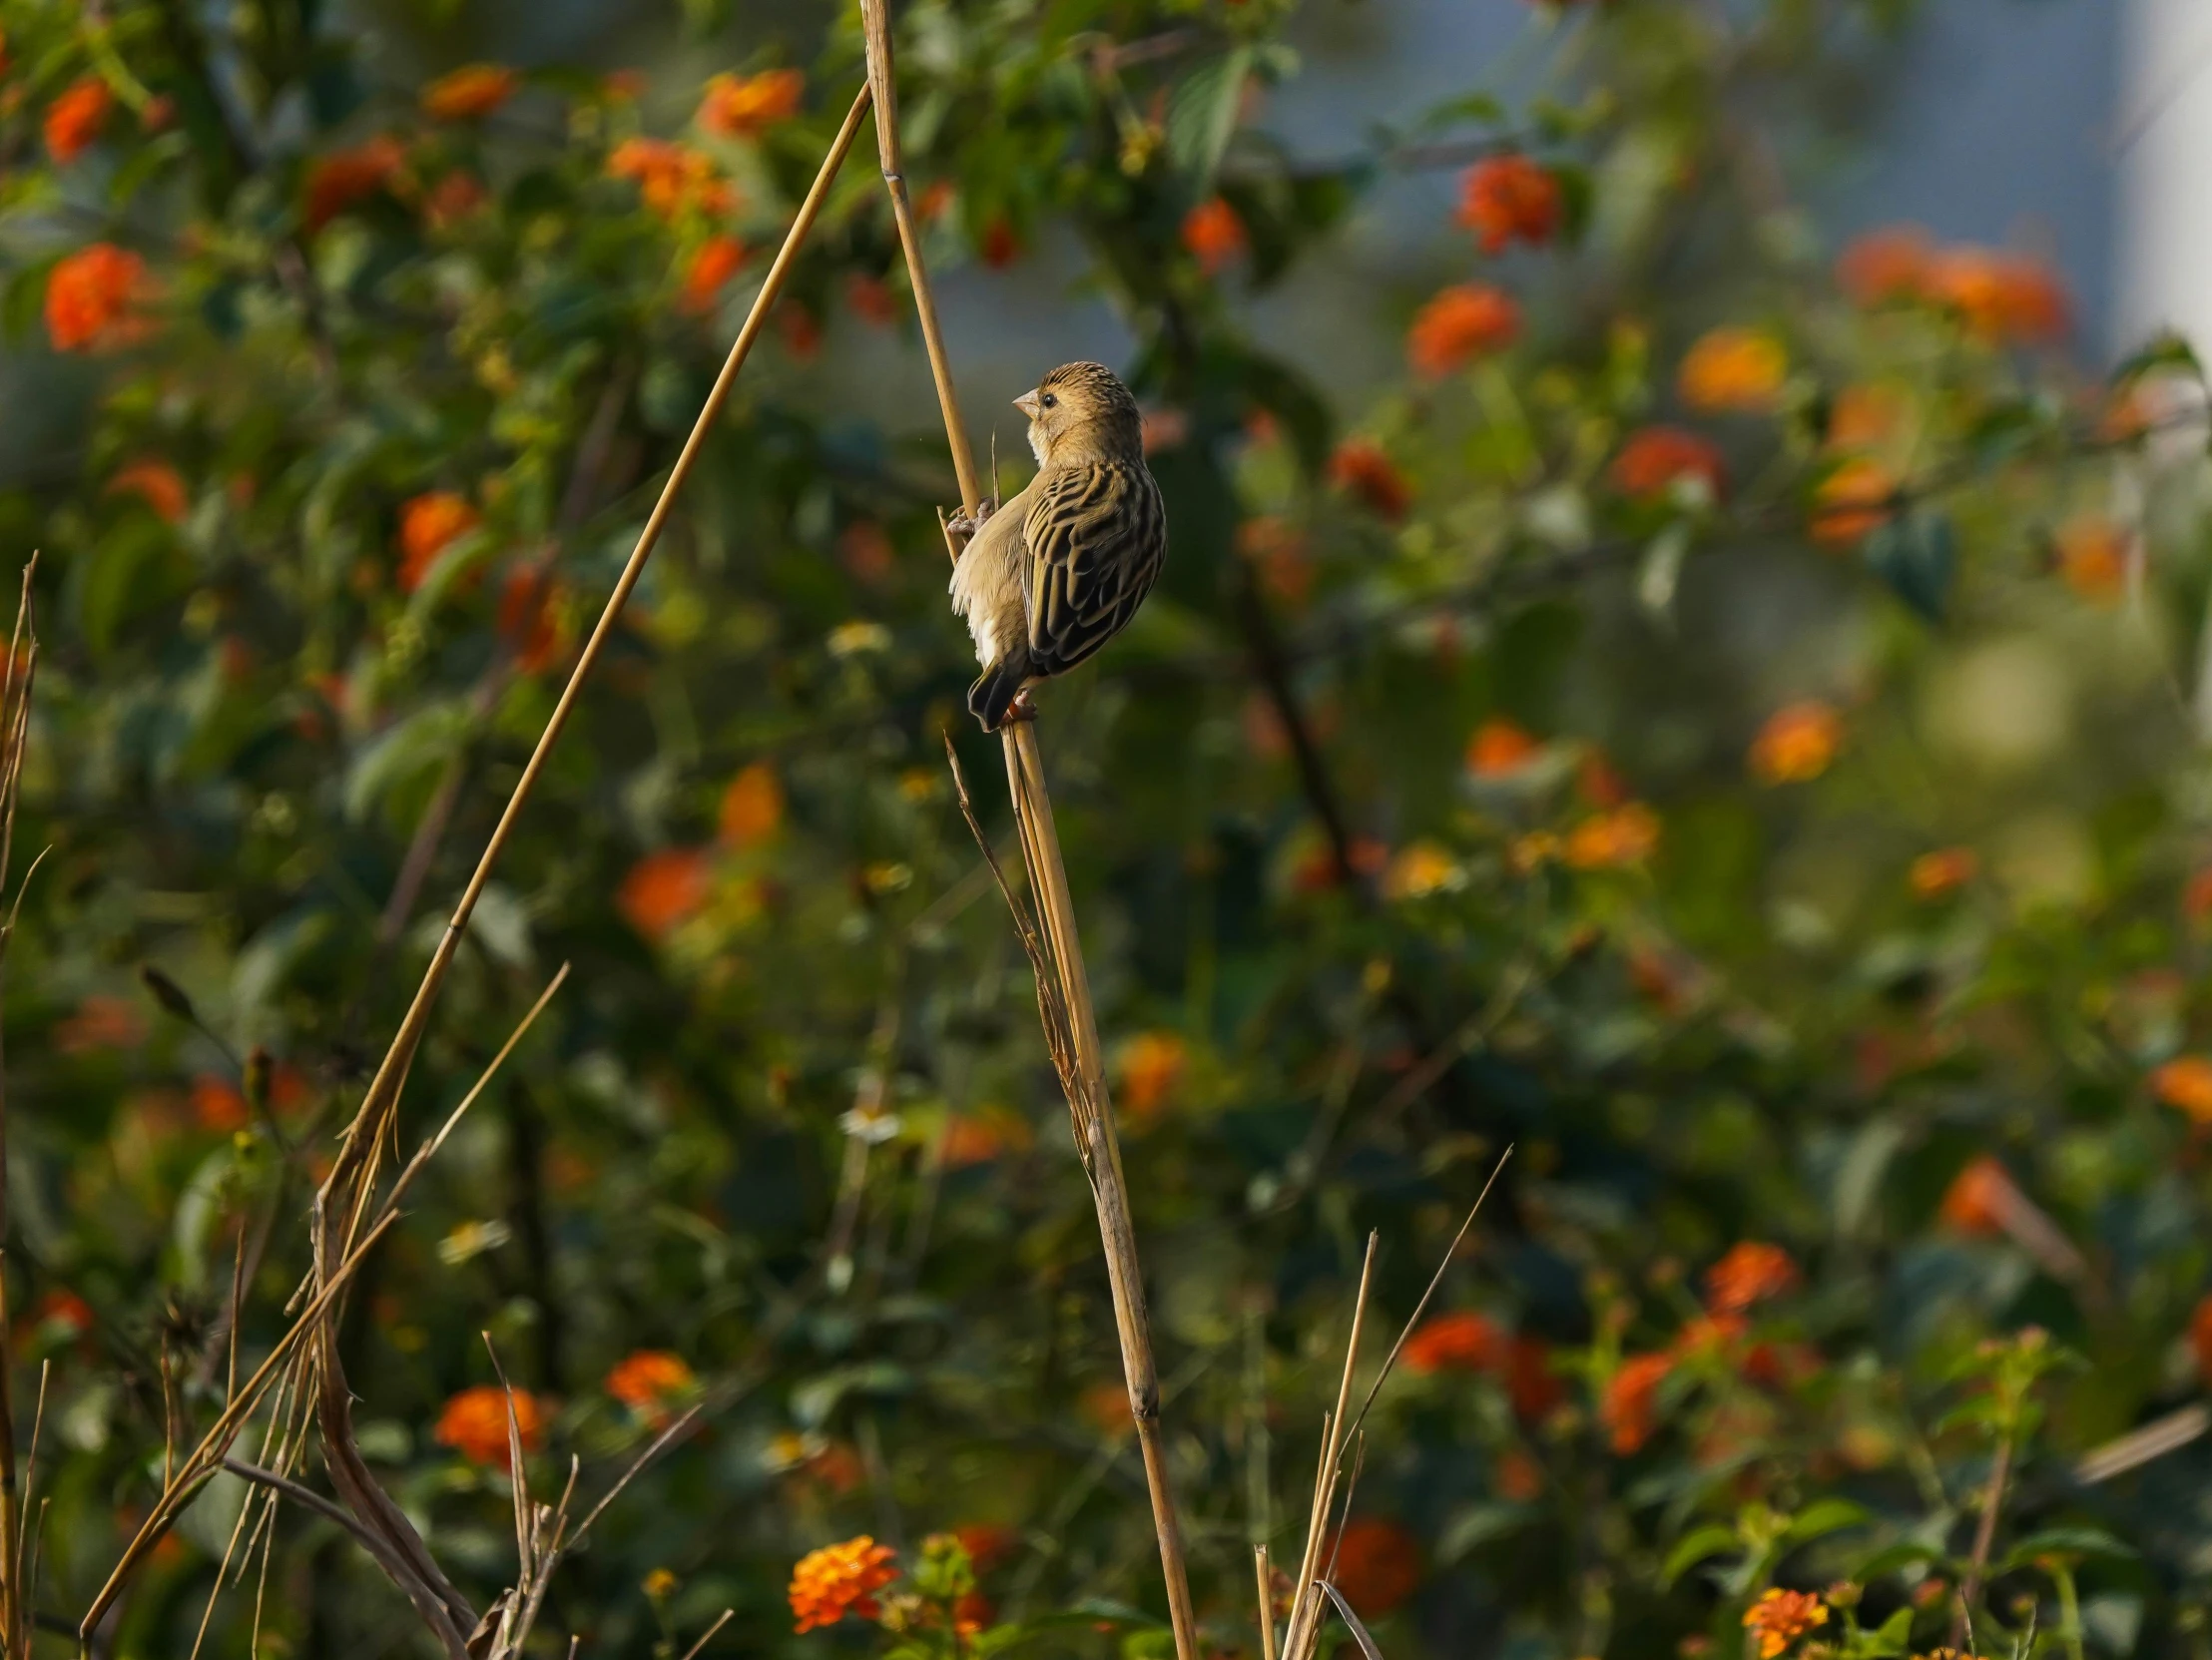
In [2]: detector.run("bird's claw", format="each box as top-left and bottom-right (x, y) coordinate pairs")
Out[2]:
(1001, 689), (1039, 726)
(942, 500), (997, 540)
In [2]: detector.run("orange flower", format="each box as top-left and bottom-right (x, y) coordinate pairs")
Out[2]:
(1503, 1336), (1563, 1420)
(778, 300), (820, 358)
(1608, 425), (1726, 504)
(421, 64), (517, 122)
(496, 562), (563, 674)
(1563, 803), (1660, 868)
(846, 273), (898, 326)
(45, 244), (151, 353)
(55, 994), (147, 1055)
(1809, 458), (1896, 550)
(2154, 1056), (2212, 1126)
(1466, 718), (1539, 777)
(718, 763), (785, 846)
(2053, 514), (2128, 603)
(425, 172), (488, 229)
(1743, 1589), (1828, 1659)
(1749, 702), (1842, 785)
(940, 1110), (1032, 1169)
(434, 1384), (546, 1468)
(2191, 1295), (2212, 1387)
(607, 138), (734, 220)
(1237, 516), (1314, 609)
(304, 135), (406, 231)
(606, 1351), (697, 1422)
(1182, 197), (1247, 275)
(397, 491), (481, 592)
(1603, 1353), (1672, 1453)
(1327, 1518), (1422, 1618)
(619, 847), (713, 939)
(30, 1290), (93, 1340)
(1704, 1242), (1799, 1315)
(107, 460), (188, 524)
(1678, 326), (1787, 413)
(1939, 1156), (2016, 1235)
(1926, 248), (2069, 344)
(699, 69), (804, 137)
(1826, 382), (1910, 453)
(44, 77), (112, 164)
(1119, 1031), (1188, 1119)
(1835, 225), (1932, 306)
(1495, 1448), (1543, 1501)
(1406, 283), (1520, 377)
(191, 1075), (250, 1133)
(953, 1524), (1019, 1573)
(1456, 154), (1560, 254)
(681, 235), (746, 314)
(1401, 1311), (1502, 1374)
(1329, 439), (1410, 521)
(979, 218), (1022, 269)
(1909, 846), (1977, 900)
(789, 1536), (899, 1633)
(1383, 841), (1457, 900)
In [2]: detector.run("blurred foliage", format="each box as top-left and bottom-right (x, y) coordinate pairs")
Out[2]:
(0, 0), (2209, 1656)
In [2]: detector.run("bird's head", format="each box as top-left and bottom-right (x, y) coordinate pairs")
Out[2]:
(1016, 361), (1143, 467)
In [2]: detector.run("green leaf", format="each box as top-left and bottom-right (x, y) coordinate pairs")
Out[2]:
(1862, 511), (1953, 625)
(1662, 1525), (1742, 1587)
(1166, 49), (1252, 189)
(1785, 1498), (1873, 1542)
(1851, 1541), (1947, 1581)
(343, 703), (469, 824)
(1999, 1527), (2137, 1571)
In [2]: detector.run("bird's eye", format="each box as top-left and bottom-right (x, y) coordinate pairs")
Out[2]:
(1040, 393), (1057, 408)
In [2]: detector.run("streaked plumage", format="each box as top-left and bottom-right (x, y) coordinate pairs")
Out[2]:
(950, 361), (1167, 731)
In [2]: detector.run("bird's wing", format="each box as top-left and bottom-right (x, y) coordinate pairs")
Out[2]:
(1020, 461), (1166, 678)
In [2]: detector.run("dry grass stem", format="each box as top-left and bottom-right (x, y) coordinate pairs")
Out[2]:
(680, 1609), (737, 1660)
(1282, 1235), (1377, 1660)
(1255, 1544), (1279, 1660)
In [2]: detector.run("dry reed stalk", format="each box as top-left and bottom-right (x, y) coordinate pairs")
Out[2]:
(79, 80), (874, 1648)
(1280, 1236), (1376, 1660)
(1255, 1544), (1279, 1660)
(856, 3), (1198, 1651)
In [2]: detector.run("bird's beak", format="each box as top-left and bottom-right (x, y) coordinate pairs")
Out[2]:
(1014, 389), (1042, 419)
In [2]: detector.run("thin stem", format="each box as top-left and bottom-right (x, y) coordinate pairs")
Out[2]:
(1951, 1433), (2014, 1649)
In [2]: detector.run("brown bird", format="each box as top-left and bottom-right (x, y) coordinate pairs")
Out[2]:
(949, 361), (1167, 732)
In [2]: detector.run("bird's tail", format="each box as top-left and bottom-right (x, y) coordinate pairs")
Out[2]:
(968, 658), (1029, 732)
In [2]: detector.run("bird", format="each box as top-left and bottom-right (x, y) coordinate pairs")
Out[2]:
(948, 360), (1167, 732)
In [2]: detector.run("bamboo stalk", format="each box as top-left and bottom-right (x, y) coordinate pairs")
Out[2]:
(854, 6), (1198, 1656)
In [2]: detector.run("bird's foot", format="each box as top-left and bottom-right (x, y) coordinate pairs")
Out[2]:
(942, 500), (997, 540)
(1000, 689), (1039, 726)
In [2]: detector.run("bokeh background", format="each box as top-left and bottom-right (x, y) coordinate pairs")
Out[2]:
(7, 0), (2212, 1658)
